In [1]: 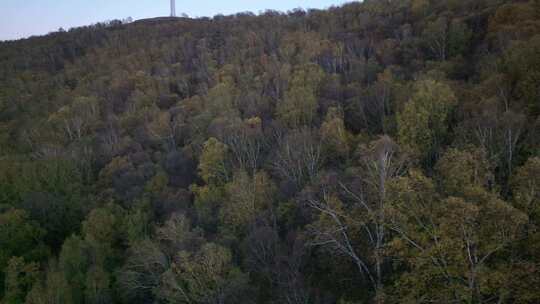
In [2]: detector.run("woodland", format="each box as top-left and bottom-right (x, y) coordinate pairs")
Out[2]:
(1, 0), (540, 303)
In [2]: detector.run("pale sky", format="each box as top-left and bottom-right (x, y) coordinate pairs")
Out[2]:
(0, 0), (353, 41)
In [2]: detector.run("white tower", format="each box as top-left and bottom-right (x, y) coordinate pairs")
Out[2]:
(170, 0), (176, 17)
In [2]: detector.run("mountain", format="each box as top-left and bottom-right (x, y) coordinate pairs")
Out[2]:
(1, 0), (540, 303)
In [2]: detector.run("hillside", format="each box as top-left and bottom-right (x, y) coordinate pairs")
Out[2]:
(1, 0), (540, 303)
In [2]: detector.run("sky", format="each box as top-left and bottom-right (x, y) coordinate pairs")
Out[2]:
(0, 0), (352, 41)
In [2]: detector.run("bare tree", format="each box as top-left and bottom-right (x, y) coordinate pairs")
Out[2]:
(118, 239), (169, 302)
(307, 191), (377, 290)
(49, 96), (99, 142)
(246, 223), (311, 304)
(156, 213), (204, 255)
(307, 136), (407, 301)
(99, 116), (122, 156)
(466, 109), (525, 188)
(272, 127), (323, 187)
(424, 17), (449, 61)
(501, 110), (525, 180)
(222, 118), (265, 174)
(146, 110), (185, 151)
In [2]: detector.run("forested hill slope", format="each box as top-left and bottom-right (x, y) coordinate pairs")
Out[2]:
(1, 0), (540, 303)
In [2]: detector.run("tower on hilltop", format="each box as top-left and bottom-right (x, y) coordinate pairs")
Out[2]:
(170, 0), (176, 17)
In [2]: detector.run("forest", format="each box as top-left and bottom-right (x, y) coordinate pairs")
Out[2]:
(0, 0), (540, 303)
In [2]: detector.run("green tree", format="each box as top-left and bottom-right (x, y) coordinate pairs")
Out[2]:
(507, 157), (540, 303)
(397, 79), (457, 163)
(448, 19), (472, 58)
(84, 265), (111, 304)
(512, 157), (540, 223)
(387, 159), (527, 303)
(221, 170), (276, 232)
(25, 262), (72, 304)
(0, 159), (84, 250)
(435, 148), (492, 198)
(123, 199), (153, 245)
(144, 170), (169, 195)
(3, 257), (40, 304)
(192, 184), (226, 233)
(58, 235), (90, 303)
(411, 0), (430, 17)
(206, 79), (239, 119)
(80, 204), (124, 299)
(321, 107), (350, 162)
(198, 137), (229, 186)
(277, 63), (324, 128)
(0, 209), (48, 299)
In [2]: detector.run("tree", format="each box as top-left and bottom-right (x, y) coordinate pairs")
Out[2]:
(272, 127), (323, 187)
(82, 204), (125, 275)
(423, 17), (449, 61)
(512, 157), (540, 223)
(0, 209), (48, 299)
(119, 214), (203, 303)
(25, 261), (72, 304)
(308, 136), (406, 301)
(397, 79), (457, 163)
(244, 223), (311, 303)
(205, 76), (239, 118)
(194, 138), (230, 233)
(192, 184), (226, 233)
(48, 96), (99, 143)
(222, 117), (265, 174)
(277, 63), (324, 128)
(144, 170), (169, 195)
(435, 148), (492, 197)
(198, 137), (229, 186)
(386, 157), (527, 303)
(505, 35), (540, 116)
(411, 0), (430, 17)
(308, 193), (378, 295)
(221, 170), (276, 232)
(321, 107), (350, 162)
(508, 157), (540, 303)
(0, 159), (84, 250)
(500, 111), (525, 183)
(84, 265), (112, 304)
(118, 239), (168, 302)
(459, 108), (525, 189)
(487, 2), (539, 49)
(146, 110), (183, 151)
(159, 243), (249, 304)
(448, 19), (472, 58)
(2, 257), (40, 304)
(156, 213), (204, 256)
(363, 69), (397, 134)
(58, 235), (90, 303)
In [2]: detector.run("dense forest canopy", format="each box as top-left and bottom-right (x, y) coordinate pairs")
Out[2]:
(1, 0), (540, 303)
